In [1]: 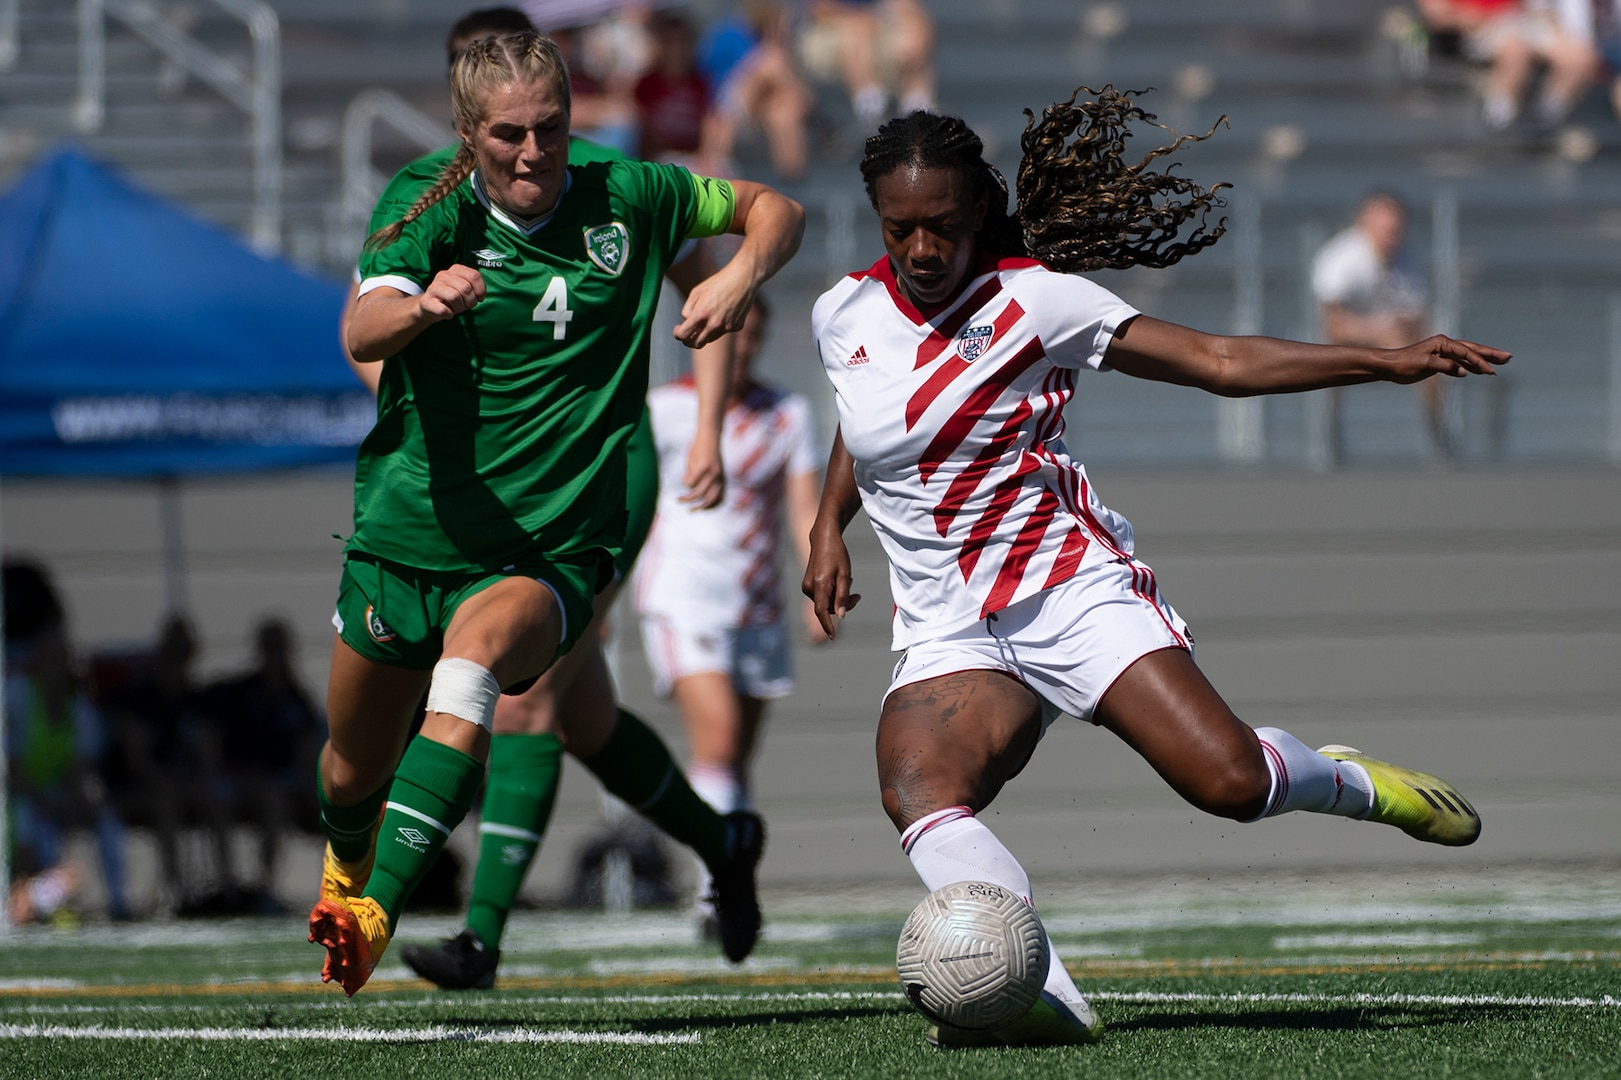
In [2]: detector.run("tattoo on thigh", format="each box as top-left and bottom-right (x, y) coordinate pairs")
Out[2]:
(889, 671), (1033, 728)
(880, 746), (932, 826)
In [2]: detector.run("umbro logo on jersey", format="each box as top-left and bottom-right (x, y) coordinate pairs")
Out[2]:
(473, 247), (512, 268)
(957, 324), (994, 362)
(847, 346), (870, 366)
(365, 605), (396, 643)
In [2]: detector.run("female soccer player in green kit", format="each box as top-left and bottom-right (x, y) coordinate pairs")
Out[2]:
(310, 29), (804, 996)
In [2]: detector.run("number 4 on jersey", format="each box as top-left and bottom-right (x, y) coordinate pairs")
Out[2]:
(533, 276), (574, 340)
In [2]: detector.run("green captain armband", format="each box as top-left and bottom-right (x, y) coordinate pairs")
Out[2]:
(687, 174), (738, 238)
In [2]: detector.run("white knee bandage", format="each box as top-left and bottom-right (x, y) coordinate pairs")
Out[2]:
(425, 658), (501, 732)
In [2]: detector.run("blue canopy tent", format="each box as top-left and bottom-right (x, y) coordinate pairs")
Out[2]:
(0, 145), (370, 478)
(0, 148), (372, 910)
(0, 144), (371, 605)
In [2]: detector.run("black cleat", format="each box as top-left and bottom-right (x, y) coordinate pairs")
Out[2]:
(706, 811), (765, 963)
(400, 929), (499, 990)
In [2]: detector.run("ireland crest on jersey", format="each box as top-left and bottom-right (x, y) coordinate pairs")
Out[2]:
(956, 324), (994, 362)
(583, 222), (630, 276)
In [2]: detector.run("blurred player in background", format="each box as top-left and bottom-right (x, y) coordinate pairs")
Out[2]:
(633, 295), (826, 936)
(804, 96), (1502, 1047)
(311, 28), (803, 996)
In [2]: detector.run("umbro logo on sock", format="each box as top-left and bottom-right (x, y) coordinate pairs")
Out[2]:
(847, 346), (870, 366)
(394, 826), (430, 853)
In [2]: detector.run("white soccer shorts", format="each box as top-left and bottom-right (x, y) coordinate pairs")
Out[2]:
(639, 616), (795, 700)
(884, 556), (1193, 727)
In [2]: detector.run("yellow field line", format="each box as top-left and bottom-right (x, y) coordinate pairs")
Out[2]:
(6, 950), (1618, 1000)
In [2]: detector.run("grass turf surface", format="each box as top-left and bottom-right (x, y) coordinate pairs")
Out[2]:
(3, 870), (1617, 1079)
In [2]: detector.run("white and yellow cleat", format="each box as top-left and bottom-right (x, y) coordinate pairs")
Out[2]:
(1318, 745), (1481, 847)
(309, 895), (391, 997)
(926, 992), (1104, 1049)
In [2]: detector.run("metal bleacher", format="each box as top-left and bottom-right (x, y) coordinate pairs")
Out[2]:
(1, 0), (1617, 466)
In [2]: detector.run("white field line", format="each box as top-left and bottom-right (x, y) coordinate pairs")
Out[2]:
(1090, 990), (1621, 1009)
(0, 1022), (699, 1045)
(4, 987), (1619, 1026)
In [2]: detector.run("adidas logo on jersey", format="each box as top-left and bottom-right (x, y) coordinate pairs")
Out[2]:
(847, 346), (870, 366)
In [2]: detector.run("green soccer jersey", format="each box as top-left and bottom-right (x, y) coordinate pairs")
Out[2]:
(350, 155), (731, 572)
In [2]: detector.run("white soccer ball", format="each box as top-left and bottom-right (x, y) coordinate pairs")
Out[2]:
(895, 881), (1050, 1031)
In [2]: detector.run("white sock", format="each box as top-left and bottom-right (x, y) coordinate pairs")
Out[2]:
(1252, 727), (1373, 820)
(900, 807), (1087, 1009)
(687, 764), (748, 911)
(687, 763), (748, 814)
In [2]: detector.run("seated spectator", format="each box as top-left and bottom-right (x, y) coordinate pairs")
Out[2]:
(697, 2), (812, 179)
(197, 617), (324, 912)
(1418, 0), (1600, 130)
(635, 9), (719, 167)
(98, 613), (233, 912)
(4, 559), (132, 923)
(1312, 191), (1452, 459)
(798, 0), (937, 133)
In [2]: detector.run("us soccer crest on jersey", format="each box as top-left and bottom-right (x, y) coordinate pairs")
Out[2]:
(956, 324), (993, 362)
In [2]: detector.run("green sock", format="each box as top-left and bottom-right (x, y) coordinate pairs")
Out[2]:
(317, 756), (388, 862)
(579, 708), (728, 869)
(466, 732), (563, 948)
(364, 735), (485, 928)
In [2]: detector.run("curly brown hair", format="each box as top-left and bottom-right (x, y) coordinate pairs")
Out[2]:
(859, 86), (1229, 273)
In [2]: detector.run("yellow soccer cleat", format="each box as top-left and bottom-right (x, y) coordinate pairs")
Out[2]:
(309, 895), (391, 997)
(926, 992), (1104, 1049)
(319, 810), (382, 905)
(319, 842), (374, 906)
(1318, 745), (1481, 847)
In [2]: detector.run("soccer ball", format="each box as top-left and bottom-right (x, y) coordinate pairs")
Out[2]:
(895, 881), (1050, 1031)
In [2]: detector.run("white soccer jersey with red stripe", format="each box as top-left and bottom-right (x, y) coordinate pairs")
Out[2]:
(634, 376), (821, 629)
(812, 253), (1143, 649)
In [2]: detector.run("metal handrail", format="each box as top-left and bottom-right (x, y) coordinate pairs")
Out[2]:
(336, 87), (453, 255)
(0, 0), (18, 71)
(76, 0), (281, 252)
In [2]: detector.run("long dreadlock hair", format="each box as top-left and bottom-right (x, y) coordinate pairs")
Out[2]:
(364, 29), (571, 252)
(859, 86), (1229, 273)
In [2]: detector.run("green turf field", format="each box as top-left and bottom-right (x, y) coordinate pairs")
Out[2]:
(3, 870), (1617, 1079)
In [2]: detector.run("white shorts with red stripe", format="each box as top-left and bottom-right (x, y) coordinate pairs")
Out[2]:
(639, 615), (795, 700)
(883, 556), (1192, 726)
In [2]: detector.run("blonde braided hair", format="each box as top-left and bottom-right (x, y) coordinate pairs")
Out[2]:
(365, 29), (571, 251)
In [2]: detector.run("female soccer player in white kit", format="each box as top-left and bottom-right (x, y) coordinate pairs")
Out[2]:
(635, 296), (825, 930)
(804, 95), (1504, 1048)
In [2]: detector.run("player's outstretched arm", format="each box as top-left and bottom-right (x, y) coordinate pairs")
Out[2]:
(786, 465), (833, 644)
(680, 336), (729, 509)
(1105, 315), (1509, 397)
(664, 242), (733, 510)
(803, 428), (863, 640)
(347, 265), (486, 363)
(673, 179), (804, 349)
